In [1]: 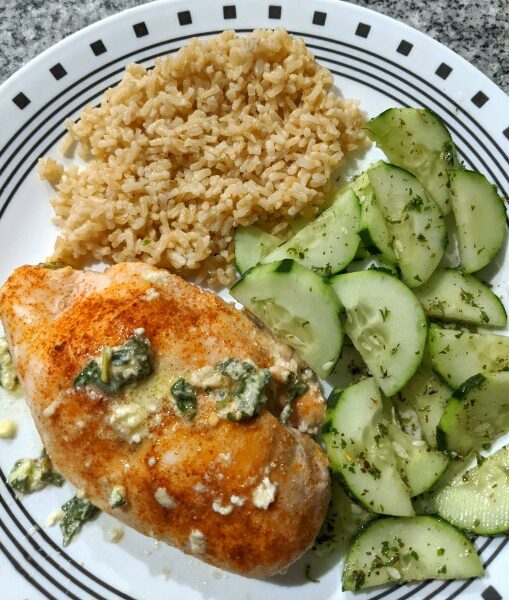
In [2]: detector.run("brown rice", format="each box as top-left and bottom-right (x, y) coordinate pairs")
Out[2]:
(39, 29), (365, 287)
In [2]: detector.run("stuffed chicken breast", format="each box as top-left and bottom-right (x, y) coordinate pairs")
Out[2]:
(0, 262), (329, 577)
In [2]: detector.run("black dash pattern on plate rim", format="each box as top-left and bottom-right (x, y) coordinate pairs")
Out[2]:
(90, 39), (107, 55)
(312, 11), (327, 26)
(133, 22), (149, 38)
(49, 63), (67, 80)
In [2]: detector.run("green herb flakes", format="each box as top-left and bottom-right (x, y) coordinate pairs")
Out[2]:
(352, 569), (366, 591)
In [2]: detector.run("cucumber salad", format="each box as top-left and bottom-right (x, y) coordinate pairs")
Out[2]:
(230, 108), (509, 592)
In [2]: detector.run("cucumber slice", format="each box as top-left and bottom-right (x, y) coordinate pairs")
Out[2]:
(354, 244), (371, 259)
(365, 108), (458, 215)
(414, 268), (507, 328)
(330, 270), (427, 395)
(397, 360), (452, 447)
(262, 188), (360, 276)
(288, 214), (313, 234)
(351, 173), (397, 262)
(413, 492), (438, 516)
(342, 516), (483, 591)
(230, 260), (343, 378)
(436, 445), (509, 534)
(412, 453), (474, 515)
(345, 256), (398, 276)
(451, 170), (507, 273)
(388, 423), (449, 496)
(323, 378), (414, 516)
(413, 455), (474, 515)
(234, 226), (280, 273)
(327, 342), (369, 389)
(314, 479), (374, 556)
(437, 372), (509, 456)
(368, 162), (447, 287)
(428, 324), (509, 389)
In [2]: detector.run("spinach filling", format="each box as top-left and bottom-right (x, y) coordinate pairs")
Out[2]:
(60, 496), (100, 546)
(215, 358), (272, 422)
(74, 335), (152, 394)
(8, 449), (64, 494)
(172, 359), (303, 423)
(286, 371), (309, 401)
(171, 378), (197, 419)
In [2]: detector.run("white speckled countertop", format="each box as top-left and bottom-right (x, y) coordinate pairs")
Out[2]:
(0, 0), (507, 91)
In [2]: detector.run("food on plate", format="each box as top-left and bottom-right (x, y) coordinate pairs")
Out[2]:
(437, 372), (509, 456)
(395, 359), (451, 448)
(435, 445), (509, 535)
(367, 162), (446, 287)
(365, 107), (459, 215)
(8, 448), (64, 494)
(38, 29), (365, 288)
(330, 270), (427, 395)
(450, 170), (506, 273)
(234, 225), (280, 274)
(313, 478), (374, 557)
(428, 324), (509, 388)
(414, 268), (507, 327)
(260, 187), (361, 275)
(323, 378), (447, 517)
(0, 262), (329, 576)
(60, 495), (101, 546)
(230, 259), (343, 378)
(0, 419), (17, 439)
(342, 516), (483, 591)
(350, 170), (397, 263)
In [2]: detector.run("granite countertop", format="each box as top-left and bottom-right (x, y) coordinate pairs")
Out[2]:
(0, 0), (507, 92)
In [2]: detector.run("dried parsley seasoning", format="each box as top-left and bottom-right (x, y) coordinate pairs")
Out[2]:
(351, 569), (366, 591)
(60, 496), (100, 546)
(459, 288), (490, 324)
(8, 449), (64, 494)
(74, 335), (153, 394)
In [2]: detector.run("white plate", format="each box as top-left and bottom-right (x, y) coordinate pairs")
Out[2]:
(0, 1), (508, 599)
